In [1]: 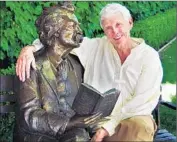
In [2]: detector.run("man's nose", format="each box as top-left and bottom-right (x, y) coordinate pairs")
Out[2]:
(112, 26), (119, 36)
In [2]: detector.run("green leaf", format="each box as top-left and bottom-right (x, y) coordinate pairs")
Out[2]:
(76, 2), (89, 10)
(0, 50), (6, 60)
(35, 5), (42, 15)
(1, 37), (8, 51)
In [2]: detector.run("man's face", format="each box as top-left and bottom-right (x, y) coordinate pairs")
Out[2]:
(102, 12), (133, 47)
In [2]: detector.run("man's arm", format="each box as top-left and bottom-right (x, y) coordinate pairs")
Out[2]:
(16, 39), (43, 82)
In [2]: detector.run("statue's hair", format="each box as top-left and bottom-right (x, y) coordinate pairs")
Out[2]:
(35, 6), (63, 47)
(35, 2), (75, 47)
(99, 3), (131, 29)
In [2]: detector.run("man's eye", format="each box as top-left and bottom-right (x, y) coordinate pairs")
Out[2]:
(105, 27), (112, 32)
(116, 23), (121, 27)
(105, 26), (111, 30)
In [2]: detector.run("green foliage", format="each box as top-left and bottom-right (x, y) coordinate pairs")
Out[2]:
(0, 113), (15, 142)
(160, 41), (176, 135)
(131, 8), (176, 50)
(125, 1), (176, 21)
(0, 1), (176, 66)
(0, 1), (59, 65)
(160, 41), (176, 83)
(160, 105), (176, 136)
(0, 64), (15, 75)
(171, 95), (176, 104)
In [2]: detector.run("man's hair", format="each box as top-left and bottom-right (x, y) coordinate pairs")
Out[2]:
(99, 3), (132, 29)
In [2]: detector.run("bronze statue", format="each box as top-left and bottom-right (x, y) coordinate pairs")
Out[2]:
(14, 2), (102, 142)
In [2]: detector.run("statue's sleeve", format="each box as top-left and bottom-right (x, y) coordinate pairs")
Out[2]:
(32, 39), (44, 52)
(17, 69), (69, 137)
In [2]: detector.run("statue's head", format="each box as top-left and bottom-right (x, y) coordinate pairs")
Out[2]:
(35, 2), (83, 49)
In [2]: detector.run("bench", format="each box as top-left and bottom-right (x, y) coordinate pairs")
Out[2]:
(153, 91), (176, 142)
(0, 75), (176, 141)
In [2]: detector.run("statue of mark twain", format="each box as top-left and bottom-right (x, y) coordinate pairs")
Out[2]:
(14, 2), (102, 142)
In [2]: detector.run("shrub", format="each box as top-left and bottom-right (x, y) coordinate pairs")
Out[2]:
(0, 65), (16, 142)
(0, 113), (15, 142)
(131, 8), (176, 50)
(171, 95), (176, 104)
(160, 41), (176, 83)
(0, 1), (176, 68)
(0, 64), (15, 75)
(160, 105), (176, 136)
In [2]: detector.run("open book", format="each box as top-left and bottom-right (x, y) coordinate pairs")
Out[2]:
(72, 83), (120, 117)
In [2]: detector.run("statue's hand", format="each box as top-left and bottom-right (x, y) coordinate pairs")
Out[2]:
(16, 45), (36, 82)
(66, 113), (102, 130)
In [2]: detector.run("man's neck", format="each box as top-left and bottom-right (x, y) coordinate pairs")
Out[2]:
(114, 38), (139, 64)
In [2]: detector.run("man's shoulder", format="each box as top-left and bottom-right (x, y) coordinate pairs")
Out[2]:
(144, 43), (159, 56)
(82, 36), (107, 44)
(140, 42), (160, 63)
(134, 37), (158, 55)
(132, 37), (159, 61)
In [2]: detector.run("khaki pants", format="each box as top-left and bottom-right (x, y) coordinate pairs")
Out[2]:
(103, 115), (157, 142)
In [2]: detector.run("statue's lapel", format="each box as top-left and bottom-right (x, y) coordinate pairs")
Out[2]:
(39, 59), (59, 98)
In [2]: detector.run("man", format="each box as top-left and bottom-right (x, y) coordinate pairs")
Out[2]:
(16, 3), (163, 141)
(14, 3), (102, 142)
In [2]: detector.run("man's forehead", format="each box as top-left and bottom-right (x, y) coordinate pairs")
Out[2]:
(103, 12), (125, 20)
(102, 13), (128, 25)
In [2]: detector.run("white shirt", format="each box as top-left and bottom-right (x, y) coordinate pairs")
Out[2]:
(33, 36), (163, 136)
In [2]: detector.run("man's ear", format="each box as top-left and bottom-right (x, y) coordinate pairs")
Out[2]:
(129, 18), (133, 29)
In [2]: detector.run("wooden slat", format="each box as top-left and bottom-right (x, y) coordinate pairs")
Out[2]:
(157, 129), (168, 134)
(0, 75), (17, 113)
(0, 95), (16, 103)
(0, 104), (15, 113)
(156, 132), (174, 139)
(154, 129), (176, 142)
(0, 75), (15, 91)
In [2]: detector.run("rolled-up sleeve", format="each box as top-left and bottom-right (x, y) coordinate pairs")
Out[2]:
(32, 39), (44, 52)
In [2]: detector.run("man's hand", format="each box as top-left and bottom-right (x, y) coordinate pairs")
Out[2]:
(91, 128), (109, 142)
(16, 45), (36, 82)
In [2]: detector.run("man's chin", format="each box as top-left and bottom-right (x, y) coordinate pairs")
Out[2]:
(113, 37), (126, 45)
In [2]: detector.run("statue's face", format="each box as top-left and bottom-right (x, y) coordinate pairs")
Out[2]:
(58, 15), (83, 48)
(36, 5), (83, 49)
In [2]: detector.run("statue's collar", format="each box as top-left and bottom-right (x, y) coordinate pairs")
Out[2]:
(46, 48), (72, 69)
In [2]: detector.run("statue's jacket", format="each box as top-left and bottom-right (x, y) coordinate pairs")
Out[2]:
(14, 52), (84, 141)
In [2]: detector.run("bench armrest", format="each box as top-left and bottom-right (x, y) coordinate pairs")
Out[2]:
(160, 100), (176, 110)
